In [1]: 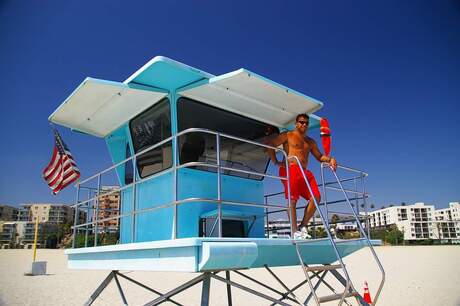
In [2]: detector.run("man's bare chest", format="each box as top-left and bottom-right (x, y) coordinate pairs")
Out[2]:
(287, 135), (311, 151)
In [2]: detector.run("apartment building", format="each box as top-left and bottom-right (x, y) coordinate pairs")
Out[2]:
(369, 202), (435, 240)
(369, 202), (460, 243)
(93, 187), (120, 233)
(18, 203), (85, 224)
(433, 202), (460, 243)
(266, 216), (323, 238)
(0, 221), (27, 248)
(0, 204), (19, 221)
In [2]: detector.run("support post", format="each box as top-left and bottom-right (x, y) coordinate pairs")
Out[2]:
(113, 272), (128, 306)
(201, 272), (211, 306)
(173, 135), (178, 239)
(131, 156), (137, 243)
(84, 271), (115, 306)
(225, 271), (232, 306)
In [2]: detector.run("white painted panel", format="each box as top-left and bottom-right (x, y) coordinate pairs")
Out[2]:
(179, 69), (323, 127)
(49, 78), (167, 137)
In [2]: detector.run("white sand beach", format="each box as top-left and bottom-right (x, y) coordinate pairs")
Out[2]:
(0, 246), (459, 306)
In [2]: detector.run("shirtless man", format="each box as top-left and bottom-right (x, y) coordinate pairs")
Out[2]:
(269, 113), (337, 238)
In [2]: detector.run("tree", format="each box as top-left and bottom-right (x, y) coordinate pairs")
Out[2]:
(331, 214), (340, 224)
(386, 228), (404, 245)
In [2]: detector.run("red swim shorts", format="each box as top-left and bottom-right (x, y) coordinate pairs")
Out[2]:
(279, 165), (320, 201)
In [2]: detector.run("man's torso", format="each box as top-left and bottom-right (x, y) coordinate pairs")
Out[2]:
(285, 131), (313, 168)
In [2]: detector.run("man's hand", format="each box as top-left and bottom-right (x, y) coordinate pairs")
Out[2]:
(329, 157), (337, 171)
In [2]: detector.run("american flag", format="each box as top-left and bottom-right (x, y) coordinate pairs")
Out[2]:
(43, 128), (80, 194)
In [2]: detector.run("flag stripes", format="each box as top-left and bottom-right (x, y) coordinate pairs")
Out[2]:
(43, 128), (80, 194)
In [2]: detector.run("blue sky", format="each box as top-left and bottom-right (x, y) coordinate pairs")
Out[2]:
(0, 1), (459, 209)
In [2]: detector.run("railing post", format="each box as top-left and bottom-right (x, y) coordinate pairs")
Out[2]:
(320, 164), (329, 228)
(216, 133), (222, 238)
(361, 172), (371, 238)
(94, 174), (101, 247)
(264, 197), (269, 238)
(284, 155), (293, 237)
(131, 156), (137, 243)
(172, 135), (178, 239)
(85, 189), (90, 247)
(72, 183), (81, 248)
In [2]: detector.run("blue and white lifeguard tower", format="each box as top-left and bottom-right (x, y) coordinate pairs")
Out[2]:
(49, 56), (384, 305)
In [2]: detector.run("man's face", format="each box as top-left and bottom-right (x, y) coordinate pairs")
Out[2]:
(295, 117), (309, 134)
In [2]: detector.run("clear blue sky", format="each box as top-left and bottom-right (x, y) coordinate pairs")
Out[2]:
(0, 1), (459, 209)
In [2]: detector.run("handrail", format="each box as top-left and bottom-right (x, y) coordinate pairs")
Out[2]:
(77, 127), (286, 186)
(288, 155), (353, 306)
(321, 162), (385, 305)
(71, 128), (292, 242)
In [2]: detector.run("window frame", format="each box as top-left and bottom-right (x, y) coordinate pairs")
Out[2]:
(176, 96), (277, 181)
(128, 97), (172, 179)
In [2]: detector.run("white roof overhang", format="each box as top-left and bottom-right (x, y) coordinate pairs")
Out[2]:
(178, 69), (323, 128)
(49, 78), (168, 137)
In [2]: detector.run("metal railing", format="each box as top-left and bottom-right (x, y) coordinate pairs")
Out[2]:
(319, 162), (386, 305)
(69, 126), (386, 304)
(71, 128), (292, 247)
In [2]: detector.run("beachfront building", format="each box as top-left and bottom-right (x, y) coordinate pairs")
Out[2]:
(92, 186), (120, 233)
(369, 202), (460, 243)
(0, 221), (27, 248)
(266, 215), (335, 238)
(433, 202), (460, 243)
(0, 204), (19, 221)
(17, 203), (86, 224)
(369, 202), (436, 241)
(266, 219), (293, 238)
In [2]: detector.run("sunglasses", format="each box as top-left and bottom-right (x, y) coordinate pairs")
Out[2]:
(297, 121), (309, 126)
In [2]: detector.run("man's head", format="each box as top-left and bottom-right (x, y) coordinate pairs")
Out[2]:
(295, 113), (309, 134)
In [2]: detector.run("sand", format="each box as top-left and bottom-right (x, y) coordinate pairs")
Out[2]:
(0, 246), (459, 306)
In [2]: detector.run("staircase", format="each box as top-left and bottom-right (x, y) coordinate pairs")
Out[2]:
(289, 156), (385, 305)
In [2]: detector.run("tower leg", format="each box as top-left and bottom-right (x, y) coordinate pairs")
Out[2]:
(225, 271), (233, 306)
(84, 271), (115, 306)
(201, 272), (211, 306)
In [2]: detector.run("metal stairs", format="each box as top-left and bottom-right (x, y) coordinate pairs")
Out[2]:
(288, 156), (384, 305)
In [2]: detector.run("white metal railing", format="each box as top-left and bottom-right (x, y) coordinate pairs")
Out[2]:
(71, 128), (291, 247)
(320, 162), (385, 305)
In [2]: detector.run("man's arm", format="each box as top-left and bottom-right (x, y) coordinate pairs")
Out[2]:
(310, 138), (337, 171)
(267, 132), (288, 166)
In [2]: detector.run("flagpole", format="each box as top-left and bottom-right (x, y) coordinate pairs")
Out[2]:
(32, 216), (39, 262)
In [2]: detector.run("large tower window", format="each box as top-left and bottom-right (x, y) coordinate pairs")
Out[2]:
(130, 98), (172, 178)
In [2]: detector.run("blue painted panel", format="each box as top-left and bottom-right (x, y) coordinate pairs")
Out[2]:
(105, 124), (129, 185)
(177, 168), (265, 238)
(135, 171), (174, 242)
(128, 57), (211, 91)
(120, 187), (133, 244)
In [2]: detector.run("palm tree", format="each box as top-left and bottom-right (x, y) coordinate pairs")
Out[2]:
(331, 214), (340, 224)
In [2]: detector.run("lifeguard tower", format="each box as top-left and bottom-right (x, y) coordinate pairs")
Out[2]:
(50, 56), (384, 305)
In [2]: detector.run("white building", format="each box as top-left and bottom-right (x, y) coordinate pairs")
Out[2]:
(369, 202), (460, 243)
(433, 202), (460, 243)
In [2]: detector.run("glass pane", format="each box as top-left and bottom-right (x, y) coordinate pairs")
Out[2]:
(130, 98), (172, 178)
(177, 97), (279, 180)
